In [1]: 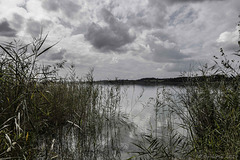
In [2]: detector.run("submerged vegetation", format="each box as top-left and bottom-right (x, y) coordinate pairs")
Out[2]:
(1, 20), (240, 159)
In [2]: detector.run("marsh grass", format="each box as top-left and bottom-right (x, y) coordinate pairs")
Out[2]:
(131, 62), (240, 160)
(131, 22), (240, 159)
(128, 88), (191, 160)
(1, 22), (240, 160)
(0, 34), (132, 159)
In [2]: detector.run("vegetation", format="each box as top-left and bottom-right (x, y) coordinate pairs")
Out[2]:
(95, 75), (230, 86)
(0, 34), (131, 159)
(131, 21), (240, 159)
(1, 20), (240, 160)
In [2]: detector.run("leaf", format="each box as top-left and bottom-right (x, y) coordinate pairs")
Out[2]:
(233, 53), (240, 57)
(0, 44), (15, 61)
(67, 120), (82, 130)
(5, 134), (12, 145)
(36, 41), (59, 57)
(7, 147), (11, 152)
(0, 125), (10, 131)
(37, 33), (48, 51)
(26, 132), (29, 141)
(126, 156), (136, 160)
(40, 90), (50, 103)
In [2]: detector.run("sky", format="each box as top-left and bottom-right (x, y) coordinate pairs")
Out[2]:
(0, 0), (239, 80)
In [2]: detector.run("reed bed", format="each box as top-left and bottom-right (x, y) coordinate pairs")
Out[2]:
(130, 23), (240, 159)
(0, 34), (132, 159)
(1, 22), (240, 160)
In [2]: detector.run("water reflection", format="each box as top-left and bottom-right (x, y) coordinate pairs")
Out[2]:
(38, 84), (184, 160)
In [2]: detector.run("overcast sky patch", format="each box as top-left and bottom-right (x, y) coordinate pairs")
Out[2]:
(48, 48), (66, 61)
(0, 0), (239, 80)
(84, 8), (136, 52)
(42, 0), (81, 18)
(26, 19), (52, 37)
(0, 20), (17, 37)
(167, 0), (225, 4)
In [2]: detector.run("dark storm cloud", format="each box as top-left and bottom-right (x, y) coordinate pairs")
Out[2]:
(84, 8), (136, 52)
(26, 19), (52, 37)
(0, 20), (17, 37)
(48, 48), (66, 61)
(42, 0), (81, 18)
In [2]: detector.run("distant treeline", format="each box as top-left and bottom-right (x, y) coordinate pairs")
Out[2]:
(94, 74), (233, 86)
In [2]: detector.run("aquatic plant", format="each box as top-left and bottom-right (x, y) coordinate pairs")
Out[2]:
(131, 19), (240, 159)
(0, 34), (131, 159)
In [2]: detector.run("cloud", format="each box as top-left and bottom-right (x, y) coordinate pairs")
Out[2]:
(71, 23), (89, 35)
(127, 0), (167, 29)
(216, 29), (239, 52)
(143, 33), (190, 63)
(169, 5), (198, 26)
(217, 30), (238, 43)
(26, 19), (52, 37)
(167, 0), (225, 3)
(163, 60), (199, 73)
(11, 13), (25, 29)
(42, 0), (60, 11)
(0, 20), (17, 37)
(151, 43), (189, 63)
(42, 0), (81, 18)
(48, 48), (66, 61)
(84, 8), (136, 52)
(0, 0), (238, 80)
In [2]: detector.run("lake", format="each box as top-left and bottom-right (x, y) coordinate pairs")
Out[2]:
(37, 84), (186, 160)
(117, 84), (186, 159)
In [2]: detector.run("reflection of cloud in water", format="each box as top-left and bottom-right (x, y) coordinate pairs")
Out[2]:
(118, 85), (187, 154)
(120, 85), (167, 131)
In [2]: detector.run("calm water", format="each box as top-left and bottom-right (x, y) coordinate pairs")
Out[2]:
(118, 85), (185, 159)
(38, 84), (185, 159)
(120, 85), (174, 132)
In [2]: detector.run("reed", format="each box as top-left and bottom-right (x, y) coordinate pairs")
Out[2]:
(131, 21), (240, 159)
(0, 34), (131, 159)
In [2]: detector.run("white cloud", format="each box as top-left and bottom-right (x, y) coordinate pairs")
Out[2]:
(217, 30), (238, 43)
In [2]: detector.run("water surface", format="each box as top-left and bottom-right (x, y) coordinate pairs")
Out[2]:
(38, 84), (185, 159)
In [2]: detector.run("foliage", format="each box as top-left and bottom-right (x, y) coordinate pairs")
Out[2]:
(0, 34), (130, 159)
(131, 20), (240, 159)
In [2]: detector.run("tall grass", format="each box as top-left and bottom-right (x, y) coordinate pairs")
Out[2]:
(0, 34), (131, 159)
(128, 88), (191, 160)
(1, 22), (240, 159)
(131, 21), (240, 159)
(0, 34), (60, 159)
